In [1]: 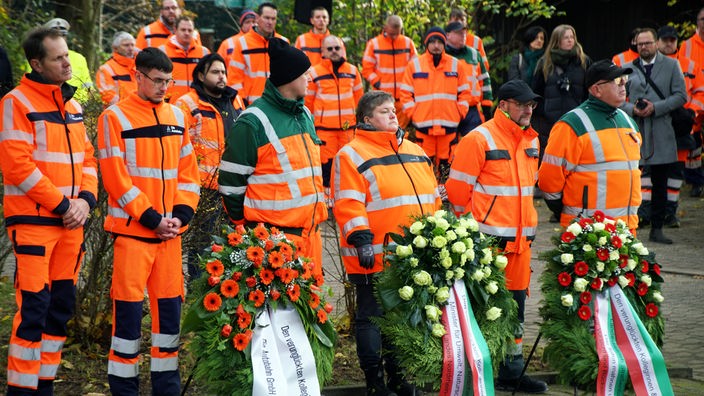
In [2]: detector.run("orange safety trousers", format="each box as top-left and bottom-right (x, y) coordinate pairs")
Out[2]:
(107, 236), (184, 395)
(502, 247), (532, 292)
(414, 131), (457, 161)
(6, 225), (84, 393)
(318, 129), (353, 166)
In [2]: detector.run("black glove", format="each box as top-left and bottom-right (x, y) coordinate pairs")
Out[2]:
(373, 81), (380, 89)
(356, 244), (375, 269)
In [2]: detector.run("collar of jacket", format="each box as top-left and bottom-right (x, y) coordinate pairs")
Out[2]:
(112, 51), (135, 68)
(584, 95), (619, 117)
(421, 51), (448, 67)
(493, 106), (538, 140)
(167, 35), (195, 53)
(318, 57), (348, 71)
(128, 91), (169, 109)
(308, 29), (329, 39)
(445, 45), (467, 57)
(261, 79), (306, 115)
(26, 70), (76, 103)
(355, 124), (404, 150)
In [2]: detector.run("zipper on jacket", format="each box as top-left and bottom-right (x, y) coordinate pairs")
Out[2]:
(152, 108), (167, 216)
(482, 195), (498, 224)
(389, 141), (425, 216)
(53, 92), (76, 198)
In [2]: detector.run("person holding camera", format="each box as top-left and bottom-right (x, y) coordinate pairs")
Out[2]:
(622, 28), (687, 244)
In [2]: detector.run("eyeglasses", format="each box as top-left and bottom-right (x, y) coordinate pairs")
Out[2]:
(139, 70), (174, 88)
(326, 46), (341, 51)
(597, 75), (629, 86)
(506, 99), (537, 110)
(636, 41), (655, 47)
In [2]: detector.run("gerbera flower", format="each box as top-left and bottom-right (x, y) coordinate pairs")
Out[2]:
(287, 284), (301, 302)
(596, 248), (609, 261)
(637, 282), (649, 296)
(237, 312), (252, 329)
(264, 240), (275, 251)
(641, 260), (650, 273)
(624, 272), (636, 287)
(607, 277), (618, 287)
(203, 292), (222, 312)
(314, 273), (324, 287)
(593, 210), (605, 222)
(590, 277), (603, 290)
(580, 291), (592, 305)
(233, 332), (250, 351)
(259, 269), (275, 285)
(578, 217), (593, 228)
(645, 303), (659, 318)
(557, 272), (572, 287)
(301, 262), (313, 280)
(228, 232), (243, 246)
(268, 251), (284, 269)
(249, 289), (266, 307)
(619, 255), (629, 268)
(309, 292), (320, 309)
(653, 264), (661, 275)
(561, 232), (575, 243)
(278, 268), (296, 284)
(317, 308), (328, 324)
(206, 260), (224, 276)
(574, 261), (589, 276)
(604, 223), (616, 233)
(278, 242), (293, 261)
(247, 246), (265, 267)
(270, 226), (281, 235)
(221, 279), (239, 298)
(578, 305), (592, 321)
(254, 224), (270, 240)
(610, 235), (622, 249)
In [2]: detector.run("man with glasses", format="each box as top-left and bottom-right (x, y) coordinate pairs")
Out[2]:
(622, 28), (687, 244)
(305, 35), (363, 209)
(97, 47), (200, 395)
(539, 60), (642, 233)
(447, 79), (548, 394)
(136, 0), (200, 50)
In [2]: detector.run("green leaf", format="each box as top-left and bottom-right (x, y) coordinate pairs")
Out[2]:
(389, 232), (405, 245)
(311, 323), (333, 348)
(378, 285), (403, 311)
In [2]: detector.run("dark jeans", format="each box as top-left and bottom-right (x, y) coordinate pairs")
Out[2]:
(646, 163), (676, 228)
(498, 289), (527, 381)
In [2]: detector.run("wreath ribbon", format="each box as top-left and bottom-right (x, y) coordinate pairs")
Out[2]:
(251, 305), (321, 396)
(439, 280), (494, 396)
(594, 286), (673, 395)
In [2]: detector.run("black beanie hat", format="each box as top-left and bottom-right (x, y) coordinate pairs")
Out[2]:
(424, 26), (446, 47)
(268, 38), (311, 87)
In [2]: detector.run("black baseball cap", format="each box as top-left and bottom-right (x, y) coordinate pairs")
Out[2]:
(657, 25), (677, 40)
(445, 22), (467, 33)
(585, 60), (633, 87)
(497, 80), (541, 102)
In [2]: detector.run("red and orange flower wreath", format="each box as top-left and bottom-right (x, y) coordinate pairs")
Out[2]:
(539, 211), (665, 389)
(182, 223), (336, 395)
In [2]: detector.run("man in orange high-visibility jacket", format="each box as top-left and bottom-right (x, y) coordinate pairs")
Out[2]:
(539, 60), (641, 233)
(1, 27), (98, 396)
(226, 2), (289, 105)
(217, 9), (257, 60)
(219, 39), (328, 278)
(400, 27), (471, 181)
(612, 28), (641, 66)
(447, 80), (547, 394)
(295, 6), (334, 66)
(98, 48), (200, 396)
(135, 0), (200, 50)
(158, 16), (210, 103)
(96, 31), (137, 107)
(305, 35), (363, 206)
(361, 15), (417, 128)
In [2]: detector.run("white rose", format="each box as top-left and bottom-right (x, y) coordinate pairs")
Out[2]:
(466, 218), (479, 232)
(409, 221), (425, 235)
(616, 218), (627, 228)
(425, 305), (441, 322)
(561, 253), (574, 264)
(431, 323), (446, 337)
(471, 269), (485, 282)
(455, 227), (468, 237)
(609, 250), (620, 261)
(627, 259), (637, 271)
(573, 277), (589, 292)
(618, 233), (629, 242)
(435, 287), (450, 303)
(434, 209), (448, 219)
(431, 236), (447, 248)
(413, 235), (428, 248)
(445, 230), (457, 240)
(494, 254), (508, 270)
(458, 217), (471, 229)
(413, 270), (432, 286)
(485, 281), (499, 295)
(598, 236), (607, 246)
(439, 248), (450, 259)
(483, 266), (492, 277)
(480, 248), (493, 265)
(436, 218), (451, 231)
(561, 294), (574, 307)
(396, 244), (413, 258)
(441, 257), (453, 269)
(486, 307), (502, 321)
(459, 254), (467, 266)
(464, 249), (475, 261)
(428, 285), (438, 294)
(653, 291), (664, 303)
(596, 261), (605, 272)
(452, 241), (466, 254)
(454, 268), (465, 279)
(409, 257), (419, 267)
(583, 244), (593, 252)
(593, 222), (605, 232)
(618, 275), (630, 288)
(640, 274), (652, 287)
(445, 270), (454, 280)
(631, 242), (649, 256)
(464, 238), (474, 250)
(566, 222), (582, 236)
(399, 286), (414, 300)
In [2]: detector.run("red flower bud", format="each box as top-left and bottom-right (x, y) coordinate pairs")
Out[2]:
(211, 244), (223, 253)
(270, 289), (281, 300)
(246, 276), (257, 288)
(208, 276), (221, 286)
(324, 302), (334, 314)
(220, 324), (233, 337)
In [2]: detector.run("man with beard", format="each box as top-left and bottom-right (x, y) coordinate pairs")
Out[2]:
(98, 47), (200, 395)
(96, 31), (138, 107)
(136, 0), (200, 49)
(399, 27), (471, 183)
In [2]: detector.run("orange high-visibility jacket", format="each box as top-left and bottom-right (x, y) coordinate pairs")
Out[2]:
(399, 51), (471, 135)
(361, 33), (417, 99)
(668, 54), (704, 114)
(158, 36), (210, 102)
(226, 29), (289, 104)
(98, 92), (200, 239)
(305, 59), (363, 131)
(0, 75), (98, 225)
(465, 32), (492, 108)
(174, 87), (245, 190)
(217, 32), (245, 59)
(332, 128), (440, 282)
(446, 111), (539, 289)
(295, 30), (331, 66)
(135, 18), (201, 50)
(538, 97), (642, 230)
(678, 33), (704, 68)
(612, 49), (638, 67)
(95, 52), (137, 107)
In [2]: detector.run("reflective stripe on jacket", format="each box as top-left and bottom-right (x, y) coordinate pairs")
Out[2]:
(158, 36), (210, 102)
(332, 128), (440, 281)
(219, 80), (327, 229)
(217, 33), (244, 59)
(98, 92), (200, 238)
(612, 49), (638, 67)
(95, 52), (137, 107)
(399, 52), (471, 135)
(361, 33), (417, 99)
(305, 59), (363, 131)
(226, 29), (288, 104)
(136, 19), (201, 50)
(174, 88), (245, 189)
(0, 76), (98, 226)
(295, 30), (331, 66)
(679, 33), (704, 68)
(538, 97), (642, 230)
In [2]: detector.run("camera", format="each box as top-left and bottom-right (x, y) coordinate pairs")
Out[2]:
(557, 76), (571, 92)
(635, 98), (647, 110)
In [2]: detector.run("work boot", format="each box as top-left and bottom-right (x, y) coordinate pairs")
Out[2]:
(495, 375), (548, 394)
(649, 227), (673, 244)
(663, 214), (680, 228)
(690, 185), (703, 197)
(364, 366), (397, 396)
